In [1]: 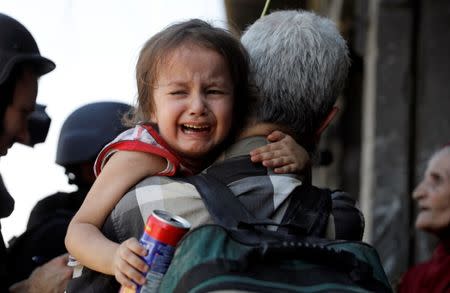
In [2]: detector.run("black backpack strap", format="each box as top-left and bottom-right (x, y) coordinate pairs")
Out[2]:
(186, 173), (332, 237)
(185, 173), (258, 229)
(279, 184), (332, 237)
(331, 191), (365, 240)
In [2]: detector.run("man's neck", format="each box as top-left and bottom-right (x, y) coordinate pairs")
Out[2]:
(239, 122), (290, 139)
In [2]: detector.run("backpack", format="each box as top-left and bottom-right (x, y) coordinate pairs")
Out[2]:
(63, 171), (333, 293)
(159, 173), (392, 293)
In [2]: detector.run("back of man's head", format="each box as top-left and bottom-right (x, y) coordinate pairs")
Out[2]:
(241, 10), (350, 152)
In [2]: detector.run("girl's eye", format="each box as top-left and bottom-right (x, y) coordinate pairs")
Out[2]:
(170, 90), (187, 96)
(207, 89), (225, 95)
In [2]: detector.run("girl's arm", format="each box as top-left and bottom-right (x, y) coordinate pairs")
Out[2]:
(250, 130), (310, 174)
(65, 151), (167, 286)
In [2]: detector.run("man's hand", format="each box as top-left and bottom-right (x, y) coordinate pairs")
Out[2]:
(9, 253), (73, 293)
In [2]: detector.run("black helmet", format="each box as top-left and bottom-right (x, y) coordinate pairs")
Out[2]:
(0, 13), (55, 85)
(55, 101), (131, 166)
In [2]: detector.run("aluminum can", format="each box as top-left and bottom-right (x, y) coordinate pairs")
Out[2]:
(120, 210), (190, 293)
(67, 254), (83, 279)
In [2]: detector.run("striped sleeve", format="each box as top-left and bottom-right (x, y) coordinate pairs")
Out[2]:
(93, 124), (181, 177)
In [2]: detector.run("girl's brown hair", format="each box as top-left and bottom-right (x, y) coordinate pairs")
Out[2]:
(129, 19), (252, 141)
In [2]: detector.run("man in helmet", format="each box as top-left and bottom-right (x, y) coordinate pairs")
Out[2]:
(0, 12), (68, 293)
(6, 102), (131, 289)
(28, 101), (131, 229)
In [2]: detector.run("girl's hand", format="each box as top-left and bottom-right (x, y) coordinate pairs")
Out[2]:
(113, 238), (148, 289)
(250, 130), (310, 174)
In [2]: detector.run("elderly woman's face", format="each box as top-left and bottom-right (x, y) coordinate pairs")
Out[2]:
(413, 150), (450, 235)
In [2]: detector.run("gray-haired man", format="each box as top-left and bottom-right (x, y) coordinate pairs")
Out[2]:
(67, 10), (363, 291)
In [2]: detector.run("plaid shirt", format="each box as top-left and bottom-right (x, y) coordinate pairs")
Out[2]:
(67, 137), (364, 292)
(105, 137), (347, 242)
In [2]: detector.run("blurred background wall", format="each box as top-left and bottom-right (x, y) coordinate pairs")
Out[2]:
(223, 0), (450, 285)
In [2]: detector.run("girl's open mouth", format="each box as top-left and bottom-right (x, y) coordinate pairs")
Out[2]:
(181, 124), (211, 133)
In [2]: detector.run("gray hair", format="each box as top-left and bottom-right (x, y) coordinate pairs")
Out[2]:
(436, 145), (450, 157)
(430, 145), (450, 173)
(241, 10), (350, 150)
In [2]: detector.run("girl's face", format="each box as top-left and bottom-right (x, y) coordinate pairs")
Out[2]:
(150, 43), (234, 164)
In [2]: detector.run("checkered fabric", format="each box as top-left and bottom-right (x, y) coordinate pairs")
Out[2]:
(105, 137), (341, 243)
(67, 136), (364, 292)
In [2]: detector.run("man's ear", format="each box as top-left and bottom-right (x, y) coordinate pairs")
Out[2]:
(314, 106), (339, 142)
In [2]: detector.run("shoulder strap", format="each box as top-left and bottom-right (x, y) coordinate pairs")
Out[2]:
(185, 173), (257, 229)
(184, 173), (331, 236)
(279, 184), (332, 237)
(184, 173), (331, 237)
(187, 173), (332, 237)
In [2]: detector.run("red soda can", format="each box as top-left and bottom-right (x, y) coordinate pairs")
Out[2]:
(120, 210), (190, 293)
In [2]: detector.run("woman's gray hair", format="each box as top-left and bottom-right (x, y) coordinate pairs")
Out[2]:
(431, 145), (450, 164)
(241, 10), (350, 148)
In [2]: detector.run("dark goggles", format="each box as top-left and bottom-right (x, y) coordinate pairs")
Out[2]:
(22, 103), (51, 147)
